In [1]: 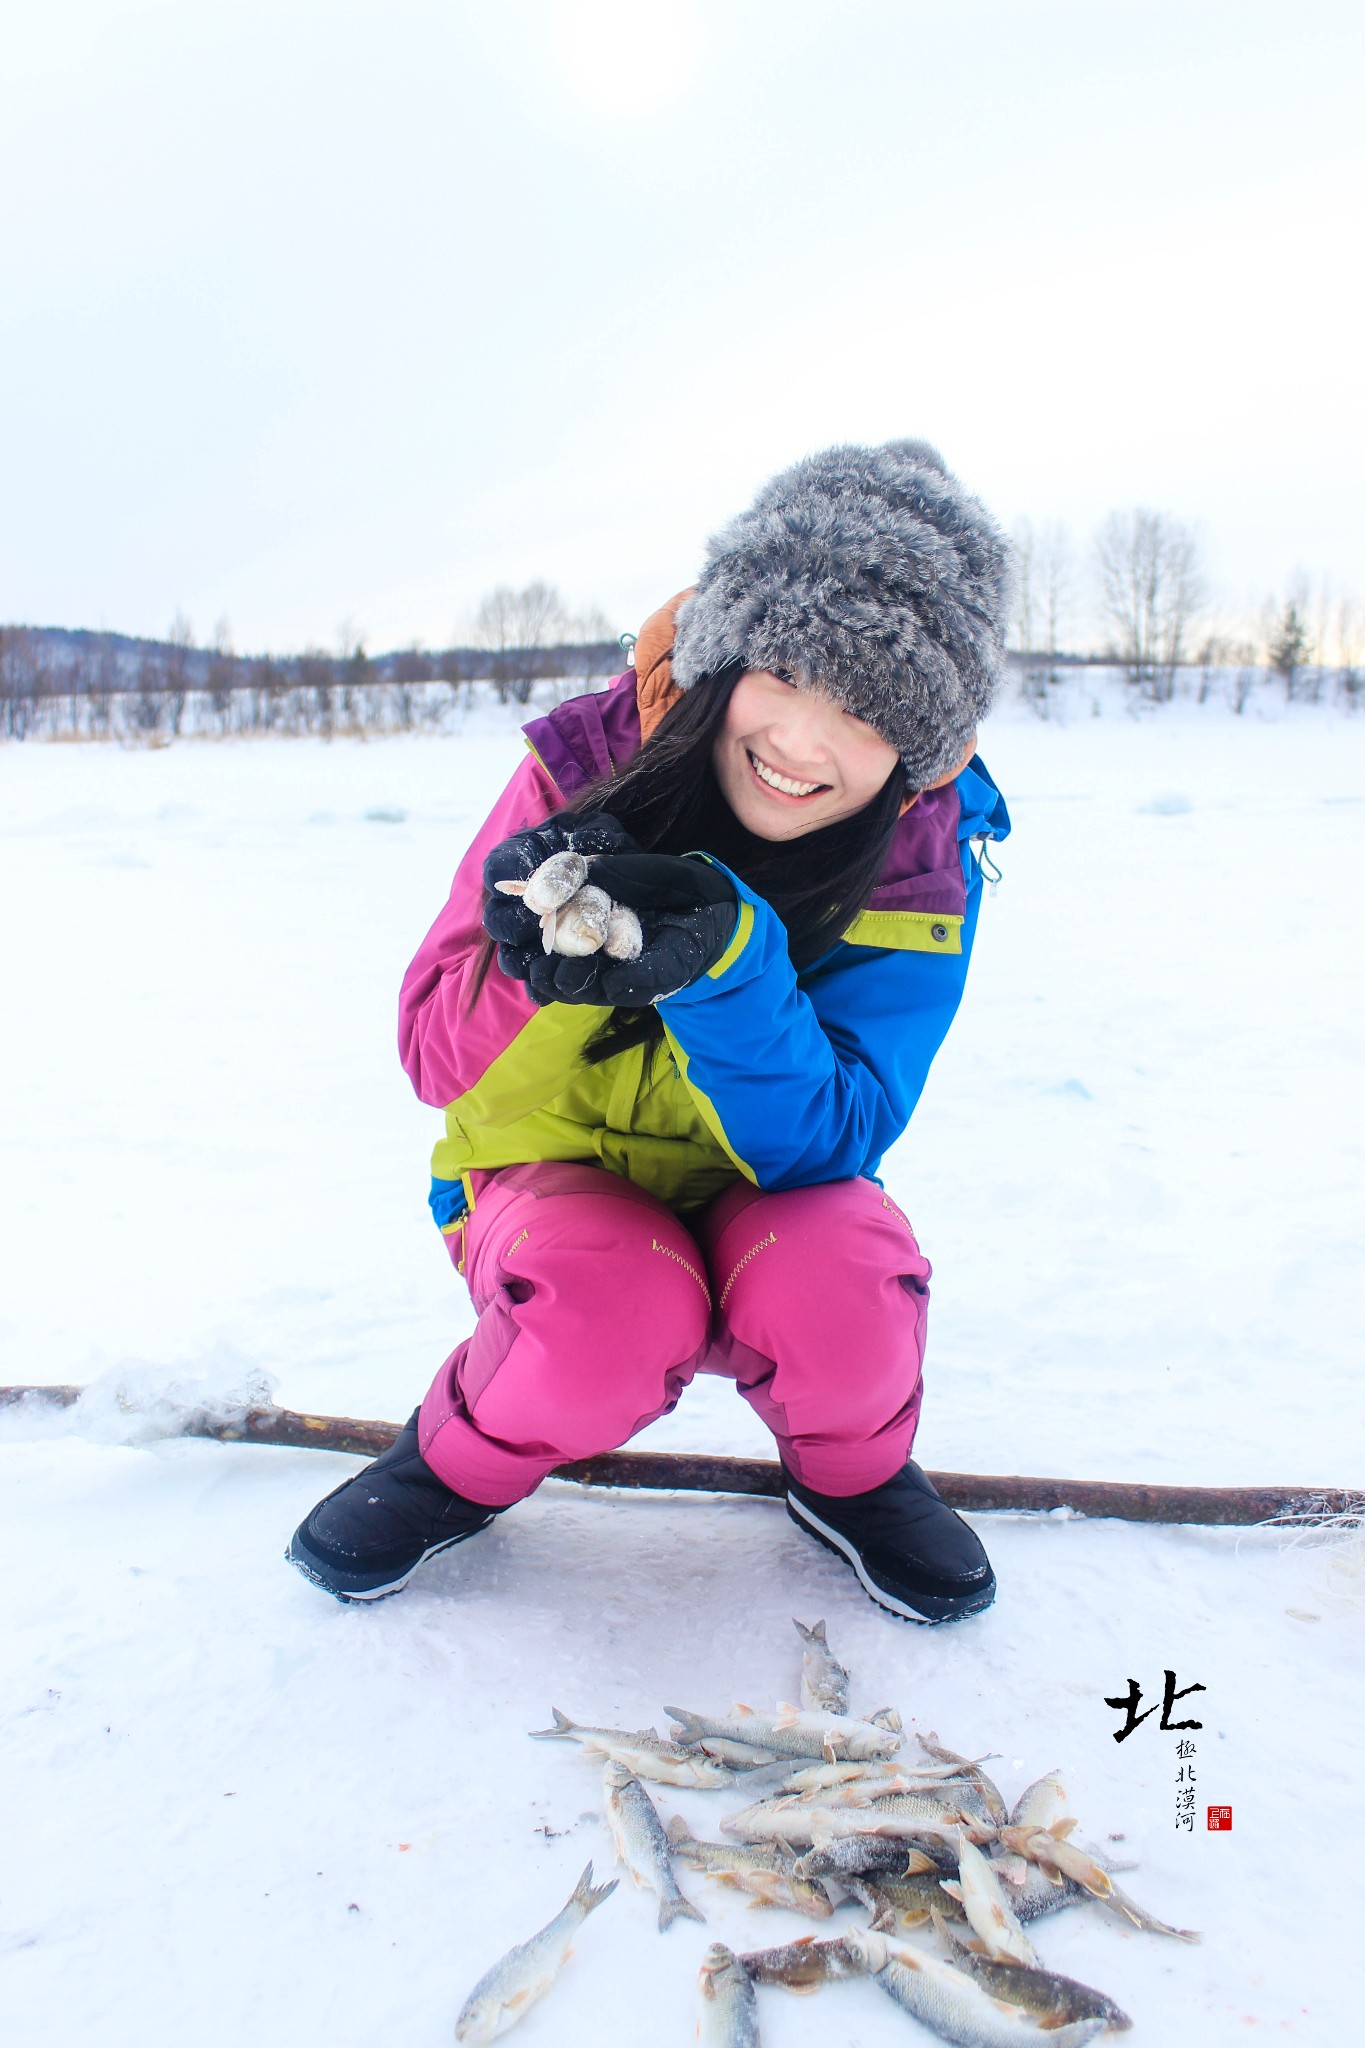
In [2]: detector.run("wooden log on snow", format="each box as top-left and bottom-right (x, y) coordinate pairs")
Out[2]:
(2, 1385), (1361, 1527)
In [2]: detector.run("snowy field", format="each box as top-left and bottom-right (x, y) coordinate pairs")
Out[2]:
(3, 689), (1364, 2045)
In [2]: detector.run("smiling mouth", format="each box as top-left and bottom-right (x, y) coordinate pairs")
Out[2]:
(746, 749), (830, 799)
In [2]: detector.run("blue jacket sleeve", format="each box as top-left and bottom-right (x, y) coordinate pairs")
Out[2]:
(657, 862), (984, 1190)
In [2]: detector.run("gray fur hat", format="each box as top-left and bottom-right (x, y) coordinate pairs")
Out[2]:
(671, 439), (1012, 787)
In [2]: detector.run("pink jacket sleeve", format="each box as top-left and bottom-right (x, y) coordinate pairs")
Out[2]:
(397, 752), (565, 1107)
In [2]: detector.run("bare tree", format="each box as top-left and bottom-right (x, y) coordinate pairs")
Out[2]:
(1334, 596), (1362, 710)
(1093, 509), (1204, 701)
(473, 581), (569, 704)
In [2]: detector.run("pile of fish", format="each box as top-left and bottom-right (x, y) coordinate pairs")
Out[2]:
(454, 1617), (1200, 2043)
(494, 850), (644, 960)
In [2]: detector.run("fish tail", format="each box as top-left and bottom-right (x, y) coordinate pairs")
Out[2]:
(529, 1707), (576, 1740)
(664, 1706), (707, 1746)
(658, 1890), (706, 1932)
(665, 1816), (695, 1849)
(571, 1861), (619, 1915)
(792, 1617), (827, 1645)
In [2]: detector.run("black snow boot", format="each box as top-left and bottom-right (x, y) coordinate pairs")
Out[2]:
(286, 1409), (501, 1602)
(784, 1460), (996, 1624)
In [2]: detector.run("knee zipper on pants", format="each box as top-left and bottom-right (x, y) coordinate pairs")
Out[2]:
(720, 1230), (777, 1309)
(650, 1237), (712, 1308)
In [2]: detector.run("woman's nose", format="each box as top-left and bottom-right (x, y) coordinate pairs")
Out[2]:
(769, 694), (836, 765)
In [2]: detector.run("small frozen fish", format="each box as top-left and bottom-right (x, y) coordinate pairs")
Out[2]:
(845, 1928), (1107, 2048)
(795, 1837), (948, 1881)
(725, 1787), (975, 1852)
(665, 1819), (832, 1918)
(493, 850), (590, 914)
(844, 1870), (969, 1929)
(737, 1934), (870, 1991)
(698, 1736), (784, 1769)
(933, 1913), (1133, 2032)
(780, 1757), (973, 1796)
(601, 1760), (704, 1932)
(917, 1735), (1009, 1827)
(696, 1943), (761, 2048)
(1100, 1878), (1201, 1943)
(998, 1824), (1113, 1899)
(940, 1832), (1039, 1966)
(667, 1701), (900, 1764)
(529, 1708), (734, 1789)
(1009, 1769), (1069, 1831)
(793, 1618), (851, 1715)
(603, 902), (643, 960)
(540, 883), (612, 956)
(453, 1860), (616, 2042)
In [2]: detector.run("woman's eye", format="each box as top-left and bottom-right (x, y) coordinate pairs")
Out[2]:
(770, 668), (796, 686)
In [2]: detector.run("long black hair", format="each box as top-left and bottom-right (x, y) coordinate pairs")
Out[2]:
(559, 659), (907, 1064)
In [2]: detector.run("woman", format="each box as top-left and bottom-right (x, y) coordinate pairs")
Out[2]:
(287, 439), (1012, 1622)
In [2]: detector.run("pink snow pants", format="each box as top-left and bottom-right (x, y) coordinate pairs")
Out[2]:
(417, 1162), (930, 1508)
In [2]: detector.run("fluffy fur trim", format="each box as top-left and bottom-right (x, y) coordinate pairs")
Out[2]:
(671, 439), (1012, 787)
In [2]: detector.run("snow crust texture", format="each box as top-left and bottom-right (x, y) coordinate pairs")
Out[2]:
(2, 690), (1363, 2043)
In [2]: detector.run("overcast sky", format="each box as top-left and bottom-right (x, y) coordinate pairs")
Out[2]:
(2, 0), (1361, 652)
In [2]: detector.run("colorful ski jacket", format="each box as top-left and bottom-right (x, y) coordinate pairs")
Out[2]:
(399, 667), (1010, 1252)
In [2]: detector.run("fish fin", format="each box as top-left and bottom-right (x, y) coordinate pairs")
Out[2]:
(493, 878), (527, 895)
(774, 1837), (800, 1862)
(774, 1703), (801, 1730)
(658, 1892), (706, 1931)
(569, 1861), (619, 1914)
(665, 1817), (694, 1848)
(664, 1706), (707, 1746)
(1050, 1816), (1079, 1839)
(792, 1617), (825, 1645)
(528, 1707), (576, 1739)
(732, 1702), (756, 1718)
(866, 1707), (902, 1732)
(939, 1880), (964, 1903)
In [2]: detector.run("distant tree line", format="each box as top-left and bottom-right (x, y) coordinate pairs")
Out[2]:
(1011, 509), (1362, 718)
(0, 582), (623, 742)
(5, 549), (1364, 744)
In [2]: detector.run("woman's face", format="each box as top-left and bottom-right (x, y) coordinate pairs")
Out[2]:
(711, 668), (901, 841)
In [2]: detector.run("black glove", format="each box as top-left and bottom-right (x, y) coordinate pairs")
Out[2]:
(481, 812), (640, 978)
(559, 852), (738, 1009)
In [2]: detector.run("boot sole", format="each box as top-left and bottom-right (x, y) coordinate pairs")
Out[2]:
(285, 1522), (490, 1603)
(786, 1494), (995, 1625)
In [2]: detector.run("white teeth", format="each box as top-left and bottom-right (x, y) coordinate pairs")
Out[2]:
(749, 751), (823, 797)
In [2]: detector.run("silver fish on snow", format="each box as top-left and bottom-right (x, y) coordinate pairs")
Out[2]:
(724, 1789), (976, 1852)
(844, 1869), (969, 1929)
(737, 1933), (870, 1991)
(844, 1927), (1107, 2048)
(529, 1707), (734, 1788)
(917, 1734), (1010, 1827)
(453, 1861), (617, 2042)
(940, 1832), (1039, 1966)
(794, 1836), (950, 1881)
(601, 1759), (704, 1932)
(697, 1943), (761, 2048)
(793, 1618), (851, 1715)
(668, 1701), (900, 1764)
(1008, 1768), (1070, 1832)
(665, 1819), (833, 1918)
(994, 1850), (1200, 1941)
(933, 1912), (1133, 2032)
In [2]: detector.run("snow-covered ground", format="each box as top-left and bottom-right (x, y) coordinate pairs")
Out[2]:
(3, 689), (1363, 2045)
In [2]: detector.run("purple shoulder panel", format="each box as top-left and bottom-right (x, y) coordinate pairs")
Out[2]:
(521, 671), (642, 799)
(865, 785), (966, 916)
